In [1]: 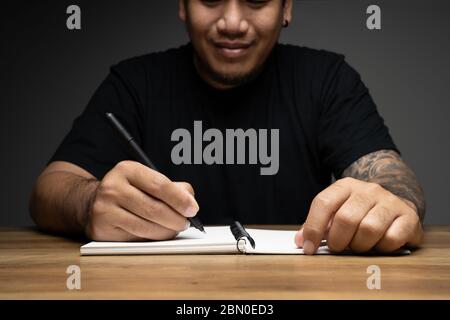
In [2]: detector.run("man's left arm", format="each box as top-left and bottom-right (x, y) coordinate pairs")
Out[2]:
(342, 149), (426, 222)
(296, 150), (425, 254)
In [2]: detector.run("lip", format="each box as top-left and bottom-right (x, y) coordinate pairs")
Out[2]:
(213, 41), (253, 59)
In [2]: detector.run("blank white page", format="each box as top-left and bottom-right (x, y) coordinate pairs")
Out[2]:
(80, 226), (238, 255)
(244, 229), (410, 255)
(243, 229), (328, 254)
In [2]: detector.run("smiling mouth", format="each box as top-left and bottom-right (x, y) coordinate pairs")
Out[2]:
(213, 41), (253, 59)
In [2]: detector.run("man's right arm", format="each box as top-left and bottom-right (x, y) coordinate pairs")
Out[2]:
(29, 161), (199, 240)
(29, 161), (100, 237)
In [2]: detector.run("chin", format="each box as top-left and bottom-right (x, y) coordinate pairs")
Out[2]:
(211, 70), (254, 87)
(214, 62), (257, 78)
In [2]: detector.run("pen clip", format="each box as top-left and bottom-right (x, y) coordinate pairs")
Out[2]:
(230, 221), (256, 250)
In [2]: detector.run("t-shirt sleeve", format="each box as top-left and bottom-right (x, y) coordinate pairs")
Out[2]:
(316, 53), (399, 178)
(49, 62), (146, 180)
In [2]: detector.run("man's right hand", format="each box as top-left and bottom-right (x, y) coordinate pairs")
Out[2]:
(86, 160), (199, 241)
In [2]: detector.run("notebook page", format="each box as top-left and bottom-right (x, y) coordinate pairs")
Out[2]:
(243, 229), (312, 254)
(80, 226), (237, 255)
(243, 229), (410, 255)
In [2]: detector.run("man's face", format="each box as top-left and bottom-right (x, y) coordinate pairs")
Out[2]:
(180, 0), (292, 89)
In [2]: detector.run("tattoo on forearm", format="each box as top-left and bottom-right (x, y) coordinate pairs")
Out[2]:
(342, 150), (426, 222)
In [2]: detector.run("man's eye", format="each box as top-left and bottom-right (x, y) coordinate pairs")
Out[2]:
(201, 0), (222, 7)
(201, 0), (270, 8)
(246, 0), (270, 7)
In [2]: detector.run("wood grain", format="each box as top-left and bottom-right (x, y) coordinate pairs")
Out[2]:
(0, 226), (449, 299)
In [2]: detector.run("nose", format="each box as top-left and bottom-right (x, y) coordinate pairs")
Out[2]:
(216, 1), (249, 37)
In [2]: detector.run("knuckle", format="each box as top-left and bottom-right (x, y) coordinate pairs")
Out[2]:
(99, 177), (114, 190)
(98, 177), (120, 198)
(358, 220), (383, 238)
(331, 181), (347, 191)
(335, 210), (358, 228)
(352, 193), (370, 207)
(380, 234), (402, 251)
(337, 177), (355, 184)
(385, 192), (400, 205)
(91, 199), (105, 215)
(338, 177), (356, 185)
(366, 182), (383, 194)
(375, 205), (391, 224)
(303, 224), (322, 240)
(312, 193), (334, 209)
(115, 160), (133, 172)
(147, 175), (168, 195)
(100, 183), (119, 201)
(182, 182), (195, 195)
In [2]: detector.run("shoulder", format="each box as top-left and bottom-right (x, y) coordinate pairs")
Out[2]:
(275, 44), (361, 99)
(275, 43), (346, 73)
(109, 44), (190, 80)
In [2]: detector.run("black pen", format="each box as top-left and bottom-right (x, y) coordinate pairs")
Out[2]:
(105, 112), (206, 233)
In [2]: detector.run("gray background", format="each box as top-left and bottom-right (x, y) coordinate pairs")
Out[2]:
(1, 0), (449, 226)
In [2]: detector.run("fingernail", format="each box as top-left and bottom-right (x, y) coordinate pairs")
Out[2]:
(184, 220), (191, 230)
(303, 240), (316, 255)
(184, 205), (198, 217)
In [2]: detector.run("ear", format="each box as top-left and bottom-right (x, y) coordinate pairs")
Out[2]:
(179, 0), (186, 22)
(283, 0), (293, 25)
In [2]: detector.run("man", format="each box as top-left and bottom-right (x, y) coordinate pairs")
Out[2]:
(29, 0), (425, 255)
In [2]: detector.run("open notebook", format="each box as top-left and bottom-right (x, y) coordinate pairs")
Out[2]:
(80, 222), (411, 256)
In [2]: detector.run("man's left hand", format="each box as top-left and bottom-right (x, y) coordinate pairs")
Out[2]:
(295, 177), (424, 254)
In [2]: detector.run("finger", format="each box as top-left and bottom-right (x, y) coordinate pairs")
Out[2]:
(326, 194), (376, 252)
(88, 220), (146, 242)
(106, 228), (147, 242)
(295, 219), (332, 248)
(324, 218), (333, 240)
(295, 227), (304, 247)
(174, 182), (195, 196)
(302, 182), (351, 254)
(375, 212), (422, 253)
(125, 163), (199, 217)
(349, 204), (398, 253)
(118, 185), (190, 232)
(112, 205), (179, 240)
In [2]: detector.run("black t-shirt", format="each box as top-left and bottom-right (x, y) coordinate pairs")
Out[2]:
(50, 43), (398, 225)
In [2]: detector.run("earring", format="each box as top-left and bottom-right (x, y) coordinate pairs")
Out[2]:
(283, 19), (289, 28)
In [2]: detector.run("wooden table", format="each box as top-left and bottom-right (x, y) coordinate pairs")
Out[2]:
(0, 226), (449, 299)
